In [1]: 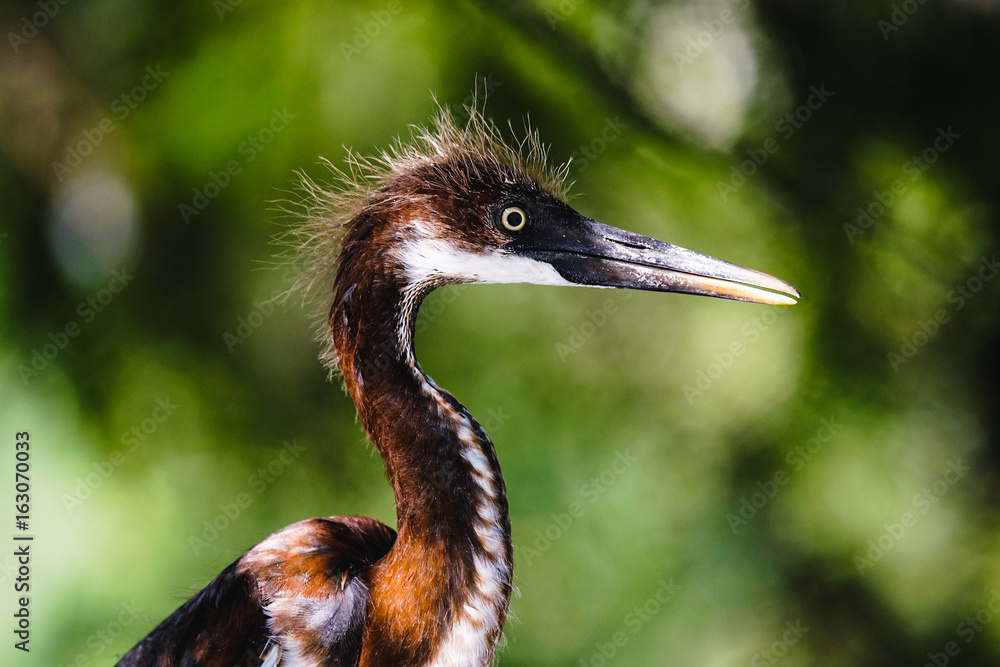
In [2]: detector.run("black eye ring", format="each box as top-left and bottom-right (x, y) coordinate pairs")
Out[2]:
(501, 206), (527, 231)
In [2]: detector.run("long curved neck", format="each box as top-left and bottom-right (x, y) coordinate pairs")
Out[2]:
(330, 254), (513, 666)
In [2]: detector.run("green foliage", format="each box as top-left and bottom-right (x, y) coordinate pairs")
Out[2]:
(1, 1), (998, 665)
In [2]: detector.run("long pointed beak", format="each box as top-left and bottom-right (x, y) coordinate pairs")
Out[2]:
(514, 216), (800, 306)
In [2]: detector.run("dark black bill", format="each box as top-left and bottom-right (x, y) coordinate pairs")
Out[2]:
(512, 213), (800, 306)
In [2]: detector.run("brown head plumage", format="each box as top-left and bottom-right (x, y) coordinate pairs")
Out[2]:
(288, 102), (571, 376)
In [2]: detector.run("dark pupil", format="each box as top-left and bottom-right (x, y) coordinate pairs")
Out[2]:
(507, 210), (522, 226)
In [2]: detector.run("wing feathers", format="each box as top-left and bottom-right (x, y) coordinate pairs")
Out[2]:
(116, 516), (395, 667)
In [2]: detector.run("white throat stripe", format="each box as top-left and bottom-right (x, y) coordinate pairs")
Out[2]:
(396, 237), (574, 288)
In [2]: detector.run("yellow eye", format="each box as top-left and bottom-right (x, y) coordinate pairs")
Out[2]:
(501, 206), (527, 231)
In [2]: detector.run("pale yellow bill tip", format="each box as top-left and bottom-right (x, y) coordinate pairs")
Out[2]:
(681, 273), (801, 306)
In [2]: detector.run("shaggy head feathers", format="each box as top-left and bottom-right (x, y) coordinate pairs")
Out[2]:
(289, 103), (571, 376)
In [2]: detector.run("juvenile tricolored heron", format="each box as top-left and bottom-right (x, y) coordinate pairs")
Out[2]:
(117, 106), (799, 666)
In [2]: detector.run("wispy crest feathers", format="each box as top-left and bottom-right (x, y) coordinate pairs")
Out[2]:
(283, 100), (570, 377)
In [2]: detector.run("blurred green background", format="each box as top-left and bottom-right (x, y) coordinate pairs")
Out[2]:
(2, 0), (999, 665)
